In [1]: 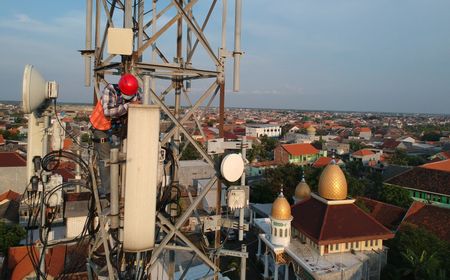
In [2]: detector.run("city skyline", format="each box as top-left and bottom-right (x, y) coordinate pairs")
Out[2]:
(1, 1), (450, 114)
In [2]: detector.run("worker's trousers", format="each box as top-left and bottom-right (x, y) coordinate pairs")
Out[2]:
(92, 129), (110, 196)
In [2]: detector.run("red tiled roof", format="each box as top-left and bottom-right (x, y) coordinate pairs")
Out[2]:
(312, 157), (333, 168)
(359, 127), (371, 133)
(386, 167), (450, 196)
(352, 149), (374, 157)
(53, 168), (75, 182)
(0, 152), (26, 167)
(355, 197), (406, 231)
(402, 201), (450, 243)
(382, 139), (401, 149)
(281, 143), (319, 156)
(421, 159), (450, 172)
(291, 196), (394, 245)
(0, 190), (21, 202)
(8, 245), (66, 280)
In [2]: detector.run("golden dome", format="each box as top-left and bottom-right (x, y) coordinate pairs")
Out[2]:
(306, 126), (316, 132)
(318, 162), (347, 200)
(271, 192), (291, 220)
(295, 178), (311, 199)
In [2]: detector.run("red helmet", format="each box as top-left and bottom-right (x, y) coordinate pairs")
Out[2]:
(118, 74), (138, 96)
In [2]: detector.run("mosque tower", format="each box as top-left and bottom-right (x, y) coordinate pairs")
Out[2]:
(270, 188), (292, 247)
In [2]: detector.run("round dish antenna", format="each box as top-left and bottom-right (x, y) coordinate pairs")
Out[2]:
(22, 64), (58, 114)
(220, 153), (245, 182)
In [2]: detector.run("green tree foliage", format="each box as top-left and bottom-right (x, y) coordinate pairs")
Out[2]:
(380, 184), (412, 208)
(421, 131), (442, 142)
(0, 222), (26, 254)
(250, 164), (303, 203)
(390, 150), (426, 166)
(246, 135), (278, 162)
(349, 141), (364, 152)
(382, 223), (449, 279)
(0, 129), (26, 141)
(180, 142), (201, 160)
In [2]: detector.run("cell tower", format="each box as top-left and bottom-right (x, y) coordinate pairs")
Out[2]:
(78, 0), (248, 279)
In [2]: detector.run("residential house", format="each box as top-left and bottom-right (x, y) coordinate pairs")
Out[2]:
(274, 143), (321, 165)
(323, 141), (350, 155)
(312, 157), (343, 168)
(359, 127), (372, 140)
(351, 149), (382, 166)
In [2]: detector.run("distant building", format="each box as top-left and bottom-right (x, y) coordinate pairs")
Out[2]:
(358, 127), (372, 140)
(351, 149), (382, 166)
(385, 167), (450, 208)
(312, 157), (343, 168)
(323, 141), (350, 155)
(246, 124), (281, 138)
(274, 143), (321, 166)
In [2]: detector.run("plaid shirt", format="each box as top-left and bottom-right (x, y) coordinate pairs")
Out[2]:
(101, 84), (141, 119)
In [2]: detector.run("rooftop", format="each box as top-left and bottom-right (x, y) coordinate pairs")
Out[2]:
(420, 159), (450, 172)
(355, 197), (406, 231)
(291, 196), (394, 245)
(402, 201), (450, 243)
(352, 149), (375, 157)
(255, 218), (374, 277)
(0, 152), (26, 167)
(281, 143), (319, 156)
(385, 167), (450, 196)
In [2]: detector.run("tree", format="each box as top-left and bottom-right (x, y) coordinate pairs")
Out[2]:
(0, 222), (26, 254)
(180, 142), (201, 160)
(379, 184), (412, 208)
(349, 141), (364, 152)
(246, 135), (278, 162)
(390, 150), (409, 165)
(250, 164), (304, 203)
(382, 223), (449, 279)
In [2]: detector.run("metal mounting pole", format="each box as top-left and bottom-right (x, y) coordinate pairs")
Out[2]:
(240, 245), (247, 280)
(110, 148), (119, 230)
(38, 113), (50, 280)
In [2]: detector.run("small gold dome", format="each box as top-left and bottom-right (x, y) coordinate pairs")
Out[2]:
(318, 162), (347, 200)
(306, 126), (316, 132)
(271, 192), (291, 220)
(295, 178), (311, 199)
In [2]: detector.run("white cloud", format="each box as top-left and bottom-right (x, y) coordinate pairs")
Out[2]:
(0, 12), (84, 39)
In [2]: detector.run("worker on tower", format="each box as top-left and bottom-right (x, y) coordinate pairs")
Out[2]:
(90, 73), (141, 195)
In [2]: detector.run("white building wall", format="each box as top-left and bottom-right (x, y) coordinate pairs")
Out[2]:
(246, 125), (281, 138)
(66, 216), (87, 238)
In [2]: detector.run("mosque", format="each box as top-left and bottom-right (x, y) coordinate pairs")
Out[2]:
(252, 161), (394, 280)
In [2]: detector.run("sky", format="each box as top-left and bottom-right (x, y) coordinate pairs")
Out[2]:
(1, 1), (450, 114)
